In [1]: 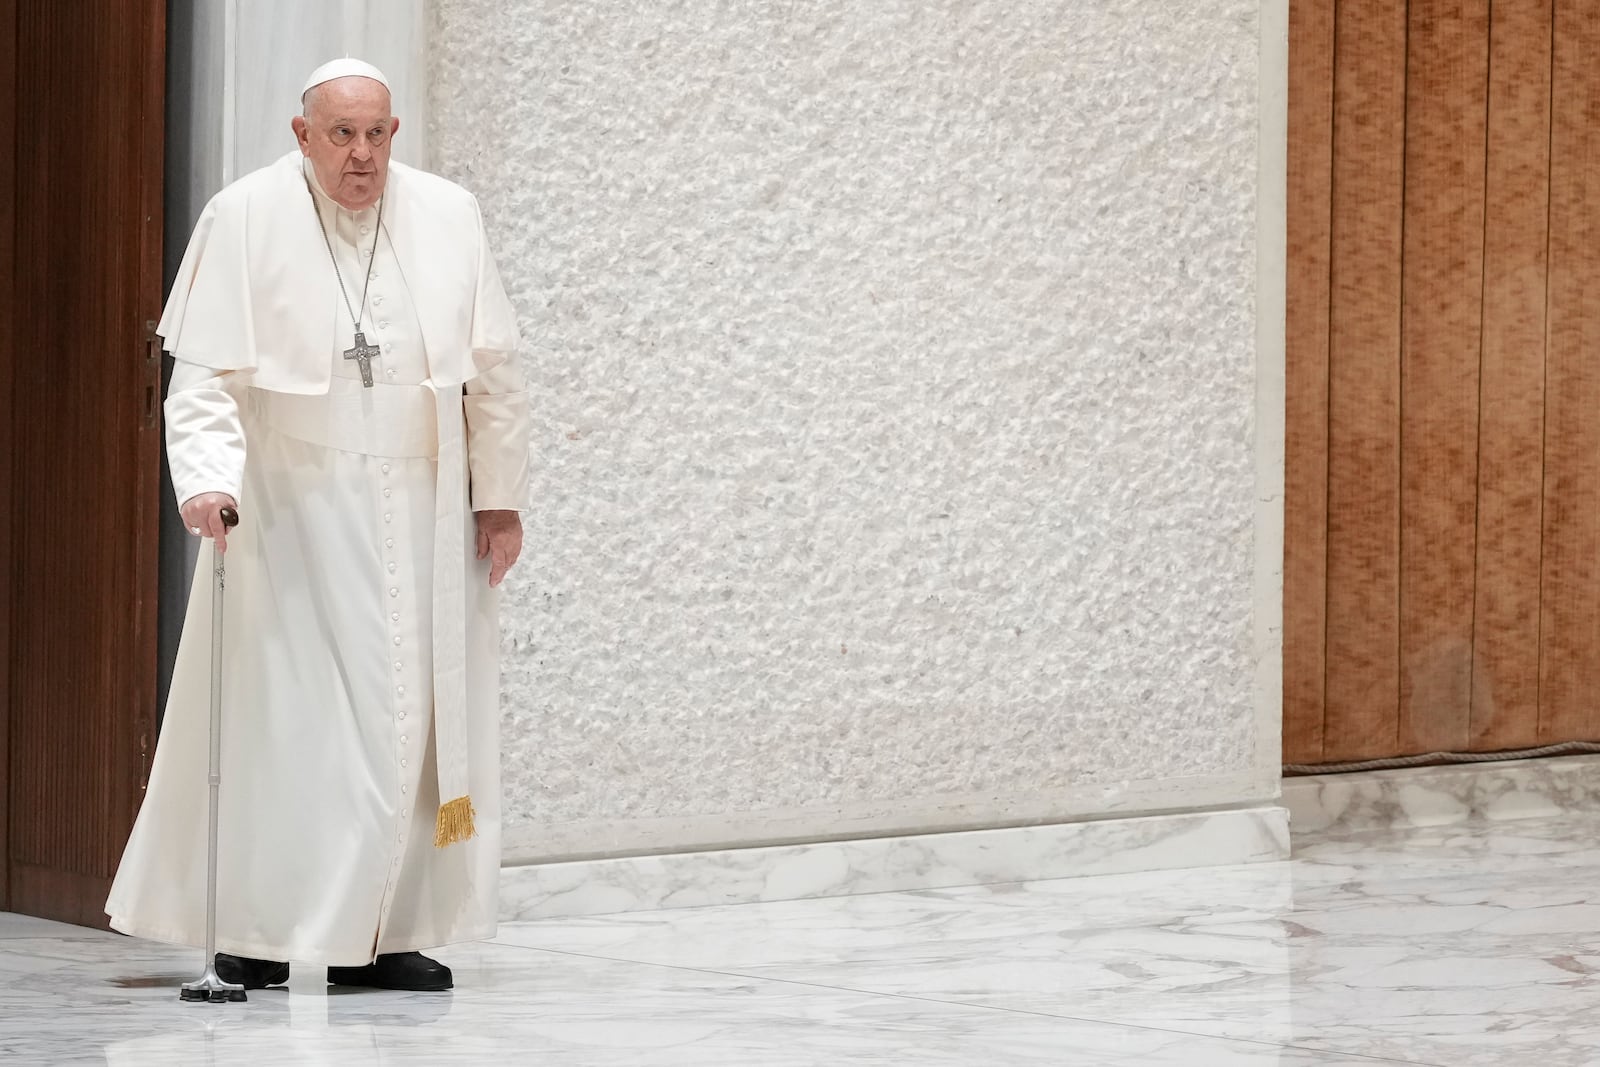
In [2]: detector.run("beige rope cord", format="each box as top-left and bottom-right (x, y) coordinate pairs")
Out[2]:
(1284, 740), (1600, 776)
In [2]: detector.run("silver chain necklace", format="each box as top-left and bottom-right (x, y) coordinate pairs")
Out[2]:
(305, 172), (386, 387)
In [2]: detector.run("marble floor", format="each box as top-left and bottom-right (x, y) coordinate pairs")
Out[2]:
(4, 815), (1600, 1065)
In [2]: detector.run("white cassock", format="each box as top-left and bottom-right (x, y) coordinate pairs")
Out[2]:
(105, 151), (530, 966)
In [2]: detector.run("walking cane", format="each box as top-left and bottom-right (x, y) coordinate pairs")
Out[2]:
(180, 505), (246, 1004)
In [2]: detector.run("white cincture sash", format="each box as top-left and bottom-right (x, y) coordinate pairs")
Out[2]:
(255, 378), (438, 458)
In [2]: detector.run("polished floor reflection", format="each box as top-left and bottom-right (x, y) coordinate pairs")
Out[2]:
(4, 814), (1599, 1064)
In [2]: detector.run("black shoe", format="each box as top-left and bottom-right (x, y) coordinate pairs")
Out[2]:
(214, 952), (290, 988)
(327, 951), (453, 991)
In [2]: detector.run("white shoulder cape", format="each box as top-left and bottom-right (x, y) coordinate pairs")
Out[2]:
(158, 151), (519, 391)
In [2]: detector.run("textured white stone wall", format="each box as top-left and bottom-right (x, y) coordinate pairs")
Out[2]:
(430, 0), (1272, 862)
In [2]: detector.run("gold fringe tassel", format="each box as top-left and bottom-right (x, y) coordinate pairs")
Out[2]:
(433, 795), (478, 848)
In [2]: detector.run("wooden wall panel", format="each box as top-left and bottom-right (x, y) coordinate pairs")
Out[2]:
(1537, 0), (1600, 743)
(6, 0), (164, 927)
(131, 0), (167, 840)
(1397, 0), (1489, 754)
(1283, 0), (1335, 766)
(0, 0), (16, 910)
(1471, 0), (1553, 750)
(1322, 0), (1407, 761)
(10, 0), (116, 908)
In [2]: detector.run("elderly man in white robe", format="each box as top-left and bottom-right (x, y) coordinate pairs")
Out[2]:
(105, 59), (529, 993)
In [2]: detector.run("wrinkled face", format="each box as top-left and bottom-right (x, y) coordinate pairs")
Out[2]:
(291, 76), (399, 211)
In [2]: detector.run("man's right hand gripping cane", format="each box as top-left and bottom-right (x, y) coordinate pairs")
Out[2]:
(182, 492), (240, 553)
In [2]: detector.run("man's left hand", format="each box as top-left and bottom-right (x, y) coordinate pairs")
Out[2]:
(475, 510), (523, 588)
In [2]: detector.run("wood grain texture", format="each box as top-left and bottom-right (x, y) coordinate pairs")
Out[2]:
(1283, 0), (1336, 765)
(122, 0), (166, 873)
(1537, 0), (1600, 743)
(6, 0), (163, 928)
(0, 0), (18, 911)
(1397, 0), (1489, 754)
(11, 0), (114, 899)
(1471, 0), (1552, 750)
(8, 864), (132, 931)
(1323, 0), (1408, 761)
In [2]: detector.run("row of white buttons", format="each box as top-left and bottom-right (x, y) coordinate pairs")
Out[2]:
(382, 458), (411, 873)
(355, 233), (396, 379)
(352, 211), (409, 934)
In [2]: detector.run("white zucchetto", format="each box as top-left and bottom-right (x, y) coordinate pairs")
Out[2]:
(302, 58), (391, 97)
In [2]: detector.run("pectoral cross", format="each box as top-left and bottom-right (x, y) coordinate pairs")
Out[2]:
(343, 330), (380, 388)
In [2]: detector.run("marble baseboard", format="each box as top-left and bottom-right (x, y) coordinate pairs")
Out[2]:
(499, 804), (1288, 921)
(1283, 754), (1600, 836)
